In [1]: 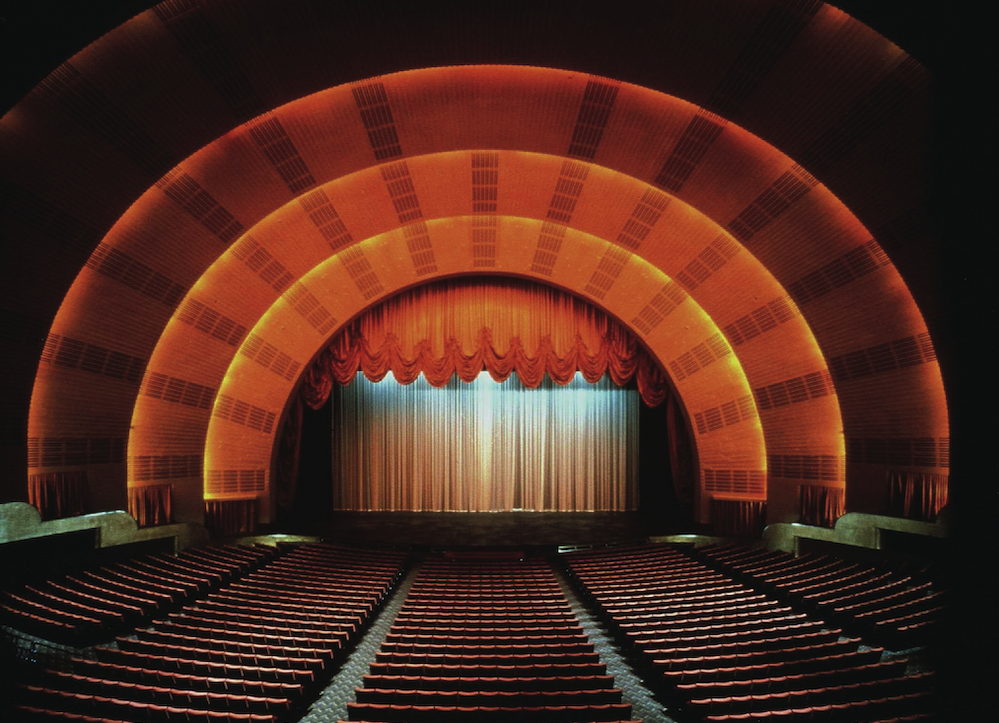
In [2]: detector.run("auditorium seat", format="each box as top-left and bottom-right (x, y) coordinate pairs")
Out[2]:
(7, 542), (408, 722)
(562, 543), (938, 721)
(694, 542), (950, 649)
(349, 553), (640, 723)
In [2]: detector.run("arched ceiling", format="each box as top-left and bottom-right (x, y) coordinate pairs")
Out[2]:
(2, 1), (950, 526)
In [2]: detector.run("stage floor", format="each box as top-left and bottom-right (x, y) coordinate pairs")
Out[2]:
(291, 511), (681, 548)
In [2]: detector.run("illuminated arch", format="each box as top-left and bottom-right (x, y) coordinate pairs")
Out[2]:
(9, 4), (946, 528)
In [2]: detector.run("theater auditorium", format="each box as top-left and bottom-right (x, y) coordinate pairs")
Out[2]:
(1, 1), (985, 722)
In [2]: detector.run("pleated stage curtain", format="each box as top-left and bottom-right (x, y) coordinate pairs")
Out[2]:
(128, 484), (173, 527)
(333, 372), (640, 511)
(888, 471), (949, 522)
(28, 471), (88, 520)
(205, 498), (258, 536)
(799, 484), (845, 528)
(711, 498), (766, 537)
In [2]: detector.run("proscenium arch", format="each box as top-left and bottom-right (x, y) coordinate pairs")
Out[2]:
(201, 217), (766, 523)
(25, 63), (946, 526)
(130, 147), (843, 525)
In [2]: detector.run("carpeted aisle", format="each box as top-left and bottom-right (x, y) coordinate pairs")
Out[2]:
(297, 557), (423, 723)
(551, 562), (674, 723)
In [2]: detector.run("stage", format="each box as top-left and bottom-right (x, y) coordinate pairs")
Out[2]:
(280, 511), (687, 548)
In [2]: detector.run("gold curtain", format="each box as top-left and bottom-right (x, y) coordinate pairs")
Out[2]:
(333, 372), (640, 512)
(799, 484), (845, 527)
(128, 484), (173, 527)
(888, 471), (949, 521)
(28, 471), (87, 520)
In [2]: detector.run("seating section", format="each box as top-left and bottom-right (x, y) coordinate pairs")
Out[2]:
(11, 542), (408, 723)
(2, 544), (276, 647)
(695, 544), (949, 650)
(345, 553), (640, 723)
(563, 544), (936, 723)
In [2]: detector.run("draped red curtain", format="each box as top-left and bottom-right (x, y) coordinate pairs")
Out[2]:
(888, 471), (949, 522)
(711, 498), (766, 537)
(302, 279), (667, 411)
(314, 328), (665, 408)
(128, 484), (173, 527)
(28, 471), (87, 520)
(205, 498), (258, 536)
(799, 485), (845, 528)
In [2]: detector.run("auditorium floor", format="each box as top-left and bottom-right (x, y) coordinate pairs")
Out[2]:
(294, 511), (679, 548)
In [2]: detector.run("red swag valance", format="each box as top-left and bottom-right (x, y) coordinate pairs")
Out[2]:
(303, 326), (666, 410)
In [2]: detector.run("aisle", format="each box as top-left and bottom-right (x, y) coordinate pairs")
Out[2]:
(551, 562), (674, 723)
(298, 556), (423, 722)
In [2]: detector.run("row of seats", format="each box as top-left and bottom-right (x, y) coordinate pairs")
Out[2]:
(2, 545), (275, 646)
(562, 543), (935, 722)
(694, 544), (947, 649)
(10, 542), (408, 723)
(343, 554), (640, 723)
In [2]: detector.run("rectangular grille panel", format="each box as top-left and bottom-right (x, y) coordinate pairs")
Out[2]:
(28, 437), (126, 468)
(567, 79), (620, 159)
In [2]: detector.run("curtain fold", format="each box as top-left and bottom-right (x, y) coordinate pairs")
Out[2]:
(711, 498), (766, 537)
(128, 484), (173, 527)
(28, 471), (88, 520)
(205, 498), (258, 536)
(799, 484), (844, 528)
(888, 471), (949, 521)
